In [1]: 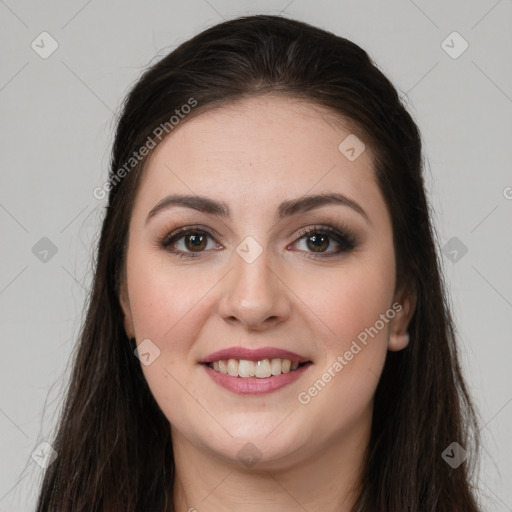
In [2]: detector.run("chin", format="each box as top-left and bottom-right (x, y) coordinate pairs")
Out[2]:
(201, 421), (312, 470)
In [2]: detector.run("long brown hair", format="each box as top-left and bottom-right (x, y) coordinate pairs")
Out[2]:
(35, 14), (481, 511)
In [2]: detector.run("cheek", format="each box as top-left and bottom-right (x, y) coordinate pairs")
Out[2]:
(305, 248), (396, 353)
(126, 247), (214, 342)
(125, 252), (200, 383)
(293, 245), (396, 414)
(125, 247), (228, 412)
(126, 269), (207, 428)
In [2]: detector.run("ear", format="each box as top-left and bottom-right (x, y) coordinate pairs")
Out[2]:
(388, 285), (417, 352)
(118, 274), (135, 340)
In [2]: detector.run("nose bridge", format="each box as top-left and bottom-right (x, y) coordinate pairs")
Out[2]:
(218, 241), (290, 328)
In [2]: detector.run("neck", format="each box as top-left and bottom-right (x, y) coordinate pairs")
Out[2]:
(171, 414), (370, 512)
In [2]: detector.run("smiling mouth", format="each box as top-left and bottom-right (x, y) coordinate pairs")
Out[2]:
(205, 358), (311, 378)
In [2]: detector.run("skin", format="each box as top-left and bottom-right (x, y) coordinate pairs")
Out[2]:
(119, 94), (415, 512)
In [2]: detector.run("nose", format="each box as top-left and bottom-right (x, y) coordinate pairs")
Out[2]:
(217, 247), (292, 332)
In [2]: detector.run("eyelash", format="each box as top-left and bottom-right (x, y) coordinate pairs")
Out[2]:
(158, 224), (357, 260)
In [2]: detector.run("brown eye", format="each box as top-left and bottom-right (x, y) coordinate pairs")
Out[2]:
(305, 232), (330, 252)
(292, 226), (357, 257)
(183, 232), (208, 252)
(160, 227), (220, 258)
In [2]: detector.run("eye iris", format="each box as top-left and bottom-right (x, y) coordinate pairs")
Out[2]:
(307, 233), (329, 252)
(185, 233), (207, 251)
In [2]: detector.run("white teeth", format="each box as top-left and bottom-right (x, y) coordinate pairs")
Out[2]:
(218, 360), (228, 374)
(281, 359), (291, 373)
(238, 359), (256, 377)
(255, 359), (271, 378)
(227, 358), (239, 377)
(208, 358), (306, 377)
(270, 358), (281, 375)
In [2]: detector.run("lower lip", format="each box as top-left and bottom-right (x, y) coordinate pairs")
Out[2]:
(202, 363), (312, 394)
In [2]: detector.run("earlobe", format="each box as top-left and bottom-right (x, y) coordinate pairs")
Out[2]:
(389, 330), (410, 351)
(388, 288), (417, 352)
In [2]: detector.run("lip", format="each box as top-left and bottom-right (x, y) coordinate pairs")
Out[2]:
(199, 346), (310, 364)
(202, 362), (312, 394)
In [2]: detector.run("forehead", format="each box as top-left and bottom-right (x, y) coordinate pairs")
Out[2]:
(145, 94), (371, 170)
(133, 94), (386, 225)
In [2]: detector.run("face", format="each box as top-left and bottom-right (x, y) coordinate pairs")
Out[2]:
(119, 95), (414, 470)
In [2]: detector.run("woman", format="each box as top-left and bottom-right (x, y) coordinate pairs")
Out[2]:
(35, 14), (481, 512)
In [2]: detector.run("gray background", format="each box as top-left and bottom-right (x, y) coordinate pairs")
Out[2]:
(0, 1), (511, 510)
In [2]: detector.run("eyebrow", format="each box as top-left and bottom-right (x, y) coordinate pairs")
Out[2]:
(145, 192), (370, 225)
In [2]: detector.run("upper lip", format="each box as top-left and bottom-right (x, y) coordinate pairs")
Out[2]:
(199, 346), (310, 364)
